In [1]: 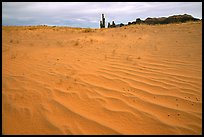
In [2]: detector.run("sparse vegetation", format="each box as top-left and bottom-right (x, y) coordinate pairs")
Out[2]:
(74, 41), (79, 46)
(53, 28), (59, 31)
(28, 27), (38, 30)
(83, 28), (93, 33)
(11, 53), (17, 59)
(9, 39), (19, 44)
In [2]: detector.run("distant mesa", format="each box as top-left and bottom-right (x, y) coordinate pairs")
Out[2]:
(99, 14), (201, 29)
(144, 14), (200, 25)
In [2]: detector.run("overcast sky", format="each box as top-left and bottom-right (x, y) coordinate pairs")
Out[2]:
(2, 2), (202, 28)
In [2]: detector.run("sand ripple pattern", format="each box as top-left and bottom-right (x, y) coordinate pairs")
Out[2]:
(2, 22), (202, 135)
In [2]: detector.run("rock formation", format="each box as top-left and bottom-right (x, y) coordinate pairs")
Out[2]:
(136, 18), (142, 24)
(108, 22), (111, 28)
(136, 14), (200, 25)
(101, 14), (200, 29)
(108, 21), (116, 28)
(112, 21), (115, 27)
(100, 14), (105, 28)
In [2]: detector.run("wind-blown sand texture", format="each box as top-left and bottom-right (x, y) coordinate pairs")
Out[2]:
(2, 21), (202, 135)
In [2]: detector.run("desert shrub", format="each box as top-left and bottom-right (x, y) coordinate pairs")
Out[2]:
(83, 28), (93, 33)
(11, 53), (17, 59)
(28, 27), (38, 30)
(74, 41), (79, 46)
(53, 28), (59, 31)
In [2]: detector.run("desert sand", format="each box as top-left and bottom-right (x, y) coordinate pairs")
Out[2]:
(2, 21), (202, 135)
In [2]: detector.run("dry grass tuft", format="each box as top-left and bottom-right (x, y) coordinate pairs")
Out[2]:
(74, 41), (79, 46)
(83, 28), (93, 33)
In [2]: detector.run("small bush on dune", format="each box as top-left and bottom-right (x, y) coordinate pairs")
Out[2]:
(83, 28), (93, 33)
(28, 27), (38, 30)
(75, 41), (79, 46)
(11, 53), (17, 59)
(53, 28), (59, 31)
(9, 39), (20, 44)
(74, 41), (79, 46)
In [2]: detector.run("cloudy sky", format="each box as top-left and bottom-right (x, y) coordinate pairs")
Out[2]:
(2, 2), (202, 28)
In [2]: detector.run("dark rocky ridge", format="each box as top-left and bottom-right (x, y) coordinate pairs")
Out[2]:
(102, 14), (201, 28)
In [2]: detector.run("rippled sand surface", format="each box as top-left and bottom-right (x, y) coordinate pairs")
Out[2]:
(2, 21), (202, 134)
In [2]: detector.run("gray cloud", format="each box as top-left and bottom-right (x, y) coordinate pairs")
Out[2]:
(2, 2), (202, 28)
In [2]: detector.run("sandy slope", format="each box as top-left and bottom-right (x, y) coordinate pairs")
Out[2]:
(2, 21), (202, 135)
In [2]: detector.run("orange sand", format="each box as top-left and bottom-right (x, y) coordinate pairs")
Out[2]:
(2, 21), (202, 135)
